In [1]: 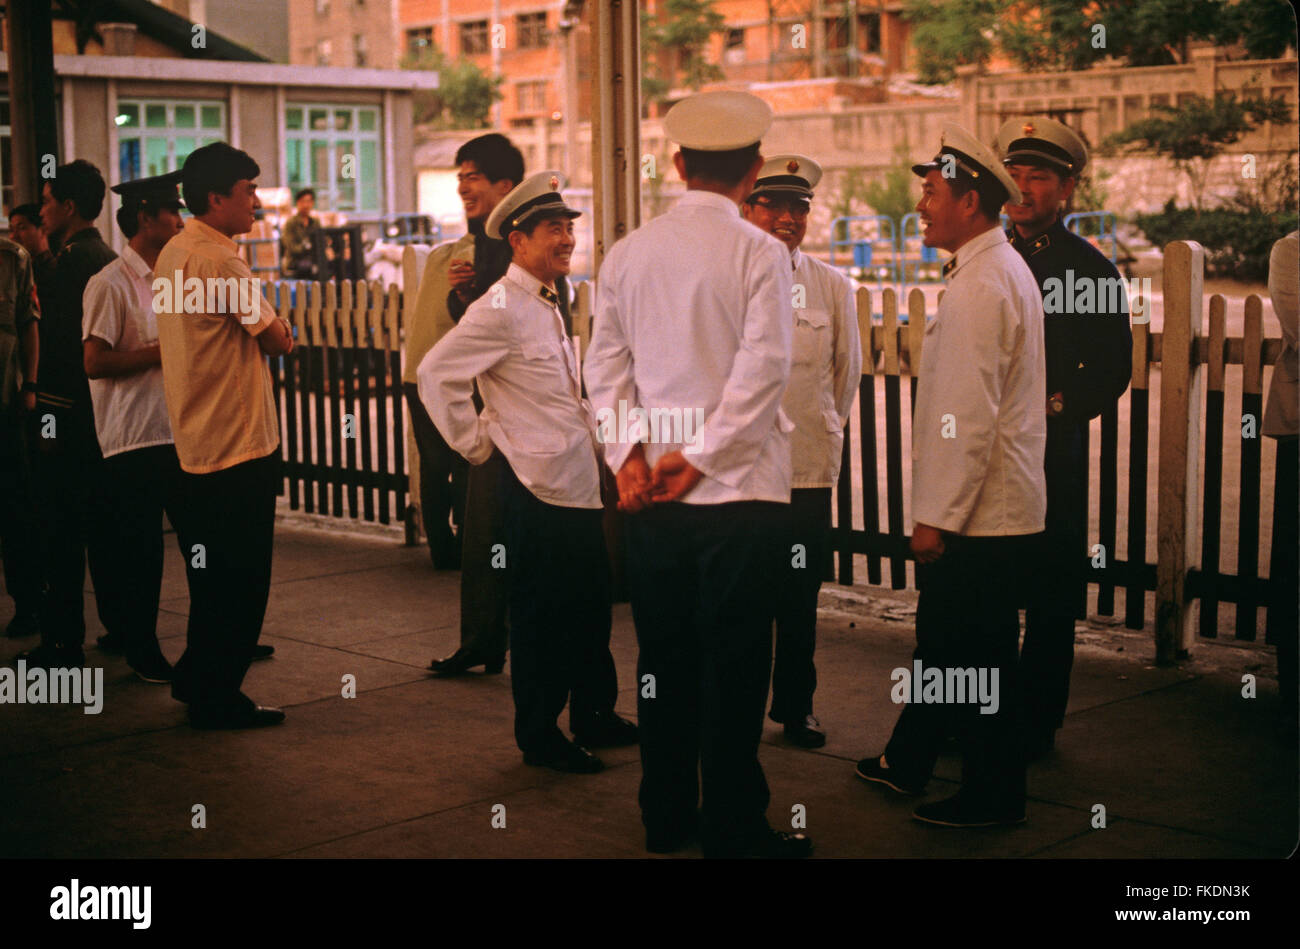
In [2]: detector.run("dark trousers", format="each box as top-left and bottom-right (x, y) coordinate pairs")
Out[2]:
(1267, 437), (1298, 721)
(1021, 423), (1087, 735)
(0, 404), (41, 619)
(458, 448), (509, 657)
(771, 487), (832, 723)
(625, 500), (786, 849)
(884, 533), (1037, 813)
(170, 452), (278, 714)
(403, 383), (467, 566)
(501, 462), (617, 753)
(32, 400), (113, 649)
(93, 445), (184, 669)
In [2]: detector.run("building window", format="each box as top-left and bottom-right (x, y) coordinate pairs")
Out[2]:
(724, 27), (745, 64)
(857, 13), (881, 54)
(315, 0), (329, 16)
(316, 39), (332, 66)
(354, 33), (367, 67)
(116, 99), (226, 183)
(516, 80), (547, 113)
(824, 16), (848, 51)
(406, 27), (434, 57)
(284, 104), (382, 214)
(460, 19), (489, 55)
(516, 12), (547, 49)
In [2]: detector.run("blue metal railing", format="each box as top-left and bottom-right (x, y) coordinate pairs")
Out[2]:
(829, 215), (899, 288)
(1064, 211), (1119, 263)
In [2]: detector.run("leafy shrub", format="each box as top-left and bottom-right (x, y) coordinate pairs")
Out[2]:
(1133, 201), (1298, 281)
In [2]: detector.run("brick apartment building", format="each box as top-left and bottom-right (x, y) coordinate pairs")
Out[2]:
(288, 0), (403, 69)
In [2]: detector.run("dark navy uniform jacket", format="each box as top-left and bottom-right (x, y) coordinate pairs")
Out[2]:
(1008, 218), (1131, 428)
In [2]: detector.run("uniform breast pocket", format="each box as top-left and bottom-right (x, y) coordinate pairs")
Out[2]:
(792, 309), (830, 366)
(520, 338), (562, 368)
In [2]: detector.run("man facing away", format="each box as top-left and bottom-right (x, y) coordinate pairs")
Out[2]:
(81, 171), (187, 684)
(19, 161), (117, 669)
(996, 117), (1132, 760)
(584, 90), (811, 859)
(156, 142), (294, 729)
(741, 153), (861, 749)
(855, 123), (1047, 828)
(418, 171), (636, 772)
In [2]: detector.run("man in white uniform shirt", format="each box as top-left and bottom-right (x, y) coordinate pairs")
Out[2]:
(741, 154), (861, 749)
(584, 91), (811, 859)
(418, 172), (636, 774)
(81, 172), (185, 684)
(855, 124), (1047, 827)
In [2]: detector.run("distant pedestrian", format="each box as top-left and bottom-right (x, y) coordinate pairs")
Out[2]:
(281, 187), (320, 279)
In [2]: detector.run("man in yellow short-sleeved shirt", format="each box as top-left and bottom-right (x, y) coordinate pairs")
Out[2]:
(156, 142), (294, 730)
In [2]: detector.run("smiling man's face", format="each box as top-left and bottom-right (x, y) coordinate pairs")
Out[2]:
(457, 162), (514, 224)
(742, 193), (809, 252)
(509, 215), (575, 287)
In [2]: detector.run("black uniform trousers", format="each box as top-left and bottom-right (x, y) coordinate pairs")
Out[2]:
(459, 449), (510, 658)
(0, 404), (41, 621)
(403, 383), (467, 567)
(170, 451), (278, 715)
(1020, 420), (1088, 736)
(501, 460), (617, 753)
(1267, 436), (1298, 723)
(94, 445), (184, 669)
(625, 500), (786, 851)
(31, 399), (115, 650)
(770, 487), (832, 724)
(884, 533), (1038, 813)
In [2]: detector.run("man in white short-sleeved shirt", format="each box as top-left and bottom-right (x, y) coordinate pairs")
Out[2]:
(81, 172), (185, 684)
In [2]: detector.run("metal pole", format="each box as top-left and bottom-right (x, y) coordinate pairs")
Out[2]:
(7, 0), (59, 207)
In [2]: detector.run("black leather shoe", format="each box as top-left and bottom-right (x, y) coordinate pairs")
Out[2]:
(189, 704), (286, 730)
(744, 829), (814, 859)
(96, 633), (125, 653)
(252, 644), (275, 660)
(912, 794), (1026, 828)
(782, 714), (826, 748)
(523, 740), (604, 774)
(854, 754), (926, 796)
(706, 828), (814, 859)
(4, 613), (39, 639)
(131, 655), (174, 684)
(16, 643), (85, 668)
(572, 711), (639, 748)
(428, 647), (505, 676)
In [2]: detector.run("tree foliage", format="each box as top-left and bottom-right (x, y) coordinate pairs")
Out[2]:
(903, 0), (1297, 84)
(403, 48), (504, 130)
(1101, 90), (1292, 209)
(641, 0), (727, 107)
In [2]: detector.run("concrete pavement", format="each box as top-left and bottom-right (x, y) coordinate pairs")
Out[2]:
(1, 509), (1294, 859)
